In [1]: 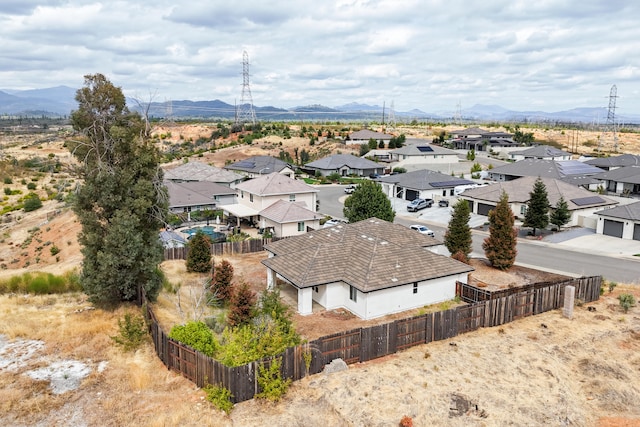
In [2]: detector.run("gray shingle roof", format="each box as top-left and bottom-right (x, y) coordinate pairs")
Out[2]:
(461, 176), (617, 210)
(596, 201), (640, 221)
(262, 218), (473, 292)
(377, 169), (475, 190)
(349, 129), (393, 140)
(163, 161), (244, 184)
(259, 200), (320, 223)
(164, 180), (235, 208)
(593, 165), (640, 184)
(235, 172), (318, 196)
(225, 155), (292, 174)
(489, 159), (604, 184)
(390, 141), (459, 156)
(305, 154), (381, 170)
(510, 145), (571, 158)
(586, 154), (640, 168)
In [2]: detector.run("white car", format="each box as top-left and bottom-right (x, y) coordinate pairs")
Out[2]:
(409, 224), (435, 237)
(322, 219), (345, 228)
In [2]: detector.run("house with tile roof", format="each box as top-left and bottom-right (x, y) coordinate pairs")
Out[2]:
(346, 129), (393, 146)
(488, 158), (605, 190)
(389, 140), (460, 170)
(592, 165), (640, 196)
(259, 200), (322, 238)
(163, 161), (245, 187)
(585, 154), (640, 171)
(509, 145), (572, 161)
(222, 172), (319, 235)
(164, 180), (236, 215)
(595, 201), (640, 240)
(459, 176), (617, 228)
(262, 218), (473, 319)
(224, 155), (295, 178)
(304, 153), (383, 177)
(377, 169), (475, 202)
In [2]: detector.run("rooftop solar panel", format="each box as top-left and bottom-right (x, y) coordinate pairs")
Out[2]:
(430, 179), (475, 188)
(417, 146), (434, 152)
(570, 196), (605, 206)
(234, 161), (255, 168)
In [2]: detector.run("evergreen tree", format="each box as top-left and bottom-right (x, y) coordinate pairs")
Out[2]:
(444, 199), (472, 262)
(343, 180), (395, 223)
(186, 231), (212, 273)
(550, 196), (571, 230)
(212, 259), (234, 302)
(523, 177), (549, 236)
(482, 191), (517, 270)
(227, 281), (257, 327)
(68, 74), (168, 305)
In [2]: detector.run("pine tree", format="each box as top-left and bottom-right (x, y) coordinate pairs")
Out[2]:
(444, 199), (472, 262)
(68, 74), (168, 305)
(523, 177), (550, 236)
(227, 281), (257, 327)
(482, 191), (517, 270)
(550, 196), (571, 230)
(186, 231), (212, 273)
(343, 180), (395, 223)
(212, 259), (234, 302)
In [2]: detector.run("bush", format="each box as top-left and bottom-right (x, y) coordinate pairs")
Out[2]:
(3, 177), (12, 184)
(169, 321), (218, 357)
(186, 231), (212, 273)
(256, 357), (291, 402)
(50, 245), (60, 256)
(227, 281), (256, 327)
(26, 182), (37, 190)
(111, 313), (148, 351)
(203, 383), (234, 414)
(23, 193), (43, 212)
(618, 294), (636, 313)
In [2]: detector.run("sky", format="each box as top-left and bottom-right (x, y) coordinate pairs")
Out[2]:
(1, 0), (639, 115)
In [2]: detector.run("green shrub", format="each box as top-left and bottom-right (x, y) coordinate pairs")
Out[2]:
(203, 383), (234, 414)
(27, 276), (50, 294)
(50, 245), (60, 256)
(3, 177), (12, 184)
(23, 193), (42, 212)
(111, 313), (148, 351)
(256, 357), (291, 402)
(618, 294), (636, 313)
(27, 182), (37, 190)
(608, 281), (617, 293)
(169, 321), (218, 357)
(3, 188), (11, 195)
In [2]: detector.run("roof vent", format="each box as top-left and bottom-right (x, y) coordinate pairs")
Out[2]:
(391, 277), (398, 282)
(380, 241), (389, 245)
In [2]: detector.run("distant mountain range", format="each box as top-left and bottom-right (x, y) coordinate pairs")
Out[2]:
(1, 86), (639, 124)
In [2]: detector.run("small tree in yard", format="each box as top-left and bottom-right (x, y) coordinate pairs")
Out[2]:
(186, 231), (212, 273)
(444, 199), (472, 263)
(343, 179), (394, 223)
(482, 191), (517, 270)
(550, 196), (571, 230)
(523, 177), (549, 236)
(212, 259), (234, 303)
(227, 281), (256, 326)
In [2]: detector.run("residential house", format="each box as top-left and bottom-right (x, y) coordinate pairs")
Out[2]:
(346, 129), (393, 146)
(595, 201), (640, 240)
(449, 127), (516, 151)
(488, 159), (605, 190)
(164, 180), (236, 215)
(585, 154), (640, 171)
(592, 165), (640, 196)
(377, 169), (475, 202)
(262, 218), (473, 319)
(225, 155), (295, 178)
(509, 145), (572, 161)
(389, 140), (460, 171)
(259, 200), (322, 238)
(304, 154), (383, 177)
(459, 176), (617, 228)
(163, 161), (245, 188)
(222, 172), (318, 234)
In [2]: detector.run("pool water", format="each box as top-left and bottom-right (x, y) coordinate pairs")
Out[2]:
(182, 226), (227, 243)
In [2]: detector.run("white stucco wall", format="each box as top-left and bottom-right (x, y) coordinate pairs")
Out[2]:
(238, 192), (317, 212)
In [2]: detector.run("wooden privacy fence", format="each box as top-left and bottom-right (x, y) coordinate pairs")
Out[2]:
(164, 238), (275, 260)
(146, 275), (601, 404)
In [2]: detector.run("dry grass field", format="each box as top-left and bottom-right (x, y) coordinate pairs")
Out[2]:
(1, 123), (639, 426)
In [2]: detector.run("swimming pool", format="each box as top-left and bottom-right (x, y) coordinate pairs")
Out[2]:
(182, 226), (227, 243)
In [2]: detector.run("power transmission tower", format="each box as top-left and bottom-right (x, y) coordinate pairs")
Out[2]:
(237, 51), (257, 126)
(600, 84), (618, 152)
(387, 101), (397, 131)
(453, 101), (462, 126)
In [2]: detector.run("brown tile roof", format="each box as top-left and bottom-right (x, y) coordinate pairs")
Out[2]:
(262, 218), (473, 292)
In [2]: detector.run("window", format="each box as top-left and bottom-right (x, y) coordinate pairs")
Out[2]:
(297, 221), (304, 232)
(349, 286), (357, 302)
(240, 191), (244, 199)
(520, 205), (527, 215)
(413, 283), (418, 294)
(289, 194), (296, 202)
(250, 194), (254, 202)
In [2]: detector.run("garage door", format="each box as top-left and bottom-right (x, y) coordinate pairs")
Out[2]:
(634, 224), (640, 241)
(405, 189), (419, 201)
(477, 203), (494, 216)
(603, 219), (623, 238)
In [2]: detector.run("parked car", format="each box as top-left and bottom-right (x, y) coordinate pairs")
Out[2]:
(438, 199), (449, 207)
(322, 218), (345, 228)
(369, 173), (381, 179)
(409, 224), (435, 237)
(407, 198), (433, 212)
(344, 184), (357, 194)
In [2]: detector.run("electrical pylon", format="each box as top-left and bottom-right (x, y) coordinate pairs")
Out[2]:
(237, 51), (257, 125)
